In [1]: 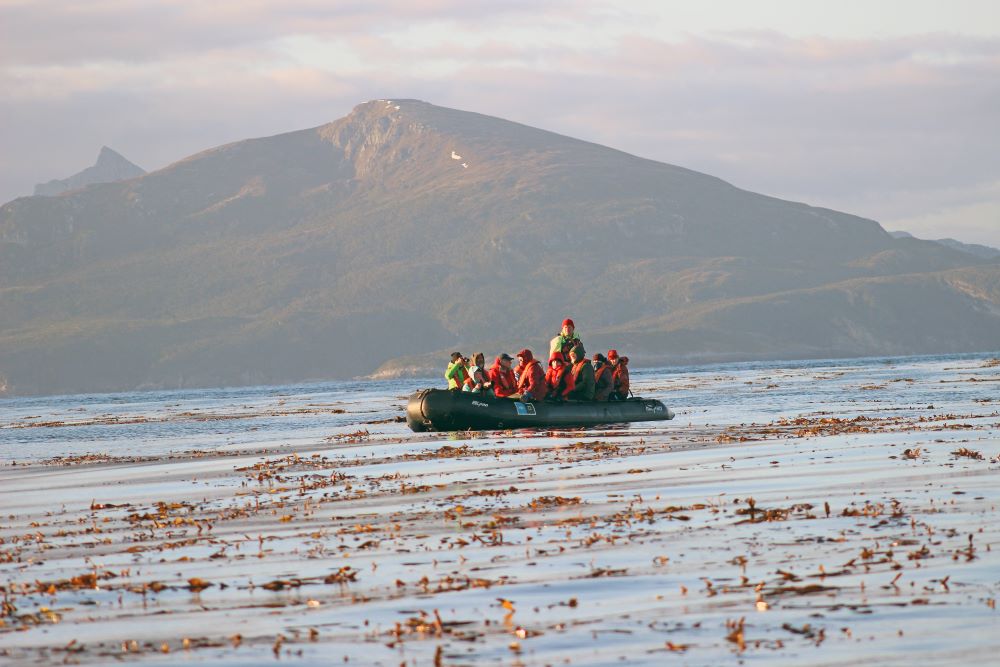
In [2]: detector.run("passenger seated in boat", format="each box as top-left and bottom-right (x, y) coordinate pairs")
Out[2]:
(445, 352), (469, 390)
(608, 350), (630, 400)
(567, 345), (595, 401)
(549, 318), (582, 359)
(513, 349), (546, 402)
(489, 353), (517, 398)
(592, 353), (613, 401)
(463, 352), (493, 394)
(545, 352), (575, 401)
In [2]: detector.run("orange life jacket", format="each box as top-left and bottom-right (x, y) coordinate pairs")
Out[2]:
(612, 362), (630, 396)
(594, 364), (610, 383)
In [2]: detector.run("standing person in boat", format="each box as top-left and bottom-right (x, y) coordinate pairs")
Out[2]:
(567, 345), (596, 401)
(488, 353), (517, 398)
(549, 318), (582, 359)
(608, 350), (631, 400)
(445, 352), (469, 390)
(463, 352), (493, 394)
(544, 352), (575, 401)
(513, 349), (546, 402)
(592, 353), (613, 401)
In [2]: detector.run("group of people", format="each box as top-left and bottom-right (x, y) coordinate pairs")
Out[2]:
(444, 319), (631, 402)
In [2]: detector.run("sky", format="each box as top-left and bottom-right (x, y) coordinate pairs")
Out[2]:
(2, 0), (999, 246)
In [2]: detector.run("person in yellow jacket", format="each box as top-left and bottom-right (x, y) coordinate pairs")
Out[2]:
(445, 352), (470, 390)
(549, 318), (582, 358)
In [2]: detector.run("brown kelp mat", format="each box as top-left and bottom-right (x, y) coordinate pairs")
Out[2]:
(1, 363), (998, 665)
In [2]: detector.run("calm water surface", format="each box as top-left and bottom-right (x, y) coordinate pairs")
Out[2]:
(0, 352), (997, 666)
(2, 352), (995, 462)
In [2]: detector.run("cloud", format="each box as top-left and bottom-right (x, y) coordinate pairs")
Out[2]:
(878, 180), (1000, 247)
(885, 201), (1000, 248)
(1, 2), (998, 248)
(0, 0), (576, 66)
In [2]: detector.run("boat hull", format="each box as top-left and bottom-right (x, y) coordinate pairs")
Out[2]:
(406, 388), (674, 432)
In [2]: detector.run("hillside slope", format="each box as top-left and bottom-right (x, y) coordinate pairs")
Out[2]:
(1, 100), (995, 395)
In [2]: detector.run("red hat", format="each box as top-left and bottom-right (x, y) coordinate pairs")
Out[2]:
(517, 348), (534, 362)
(607, 349), (619, 360)
(562, 318), (575, 328)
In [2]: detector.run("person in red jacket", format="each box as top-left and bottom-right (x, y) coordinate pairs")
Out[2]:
(514, 348), (546, 402)
(489, 353), (517, 398)
(544, 352), (575, 401)
(608, 350), (630, 400)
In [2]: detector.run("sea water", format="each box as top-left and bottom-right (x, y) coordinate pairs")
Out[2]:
(1, 352), (994, 463)
(0, 352), (997, 666)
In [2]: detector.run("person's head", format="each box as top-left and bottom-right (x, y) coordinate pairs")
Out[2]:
(569, 345), (585, 363)
(517, 348), (533, 364)
(620, 356), (629, 366)
(593, 352), (606, 365)
(561, 318), (575, 337)
(500, 353), (513, 369)
(549, 352), (564, 369)
(607, 349), (619, 364)
(461, 355), (470, 367)
(472, 352), (485, 367)
(450, 351), (463, 362)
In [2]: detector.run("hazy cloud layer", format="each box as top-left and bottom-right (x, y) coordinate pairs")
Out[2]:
(2, 1), (998, 245)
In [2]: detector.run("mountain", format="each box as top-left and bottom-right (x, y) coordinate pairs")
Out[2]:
(927, 237), (1000, 260)
(33, 146), (145, 197)
(890, 231), (1000, 260)
(1, 100), (998, 396)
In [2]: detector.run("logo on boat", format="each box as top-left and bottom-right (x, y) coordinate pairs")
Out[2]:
(514, 402), (537, 416)
(645, 403), (664, 413)
(471, 401), (489, 408)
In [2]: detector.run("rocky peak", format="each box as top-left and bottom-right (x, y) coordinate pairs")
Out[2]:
(95, 146), (135, 169)
(34, 146), (146, 197)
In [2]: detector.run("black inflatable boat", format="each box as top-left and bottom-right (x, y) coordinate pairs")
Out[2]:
(406, 388), (674, 432)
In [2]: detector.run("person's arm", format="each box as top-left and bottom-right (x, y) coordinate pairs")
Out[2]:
(529, 366), (546, 399)
(445, 362), (461, 387)
(549, 335), (563, 356)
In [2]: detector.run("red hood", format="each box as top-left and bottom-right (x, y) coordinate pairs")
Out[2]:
(517, 348), (534, 363)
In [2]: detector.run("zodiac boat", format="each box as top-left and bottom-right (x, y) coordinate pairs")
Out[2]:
(406, 388), (674, 432)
